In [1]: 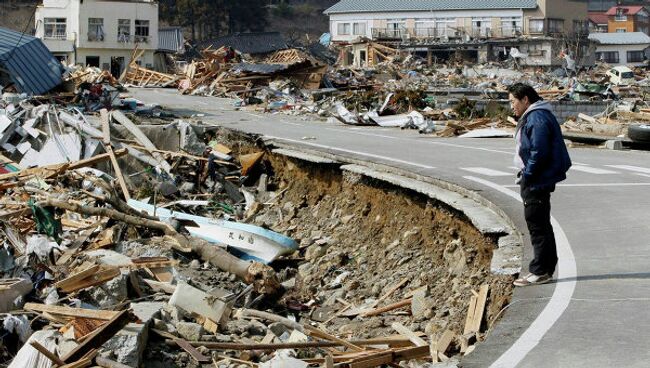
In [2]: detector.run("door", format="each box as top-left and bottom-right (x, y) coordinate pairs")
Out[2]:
(86, 56), (100, 67)
(110, 57), (125, 78)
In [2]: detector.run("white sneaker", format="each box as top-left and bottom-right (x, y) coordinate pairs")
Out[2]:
(513, 273), (552, 287)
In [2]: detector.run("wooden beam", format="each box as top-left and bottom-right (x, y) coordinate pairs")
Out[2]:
(24, 303), (118, 320)
(391, 322), (427, 347)
(61, 310), (132, 363)
(464, 284), (489, 335)
(30, 341), (65, 365)
(360, 298), (411, 317)
(100, 109), (130, 201)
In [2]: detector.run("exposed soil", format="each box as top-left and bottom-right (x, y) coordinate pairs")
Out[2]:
(139, 126), (514, 366)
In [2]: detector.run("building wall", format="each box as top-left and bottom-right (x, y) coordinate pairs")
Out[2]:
(76, 48), (155, 70)
(78, 0), (158, 51)
(329, 9), (523, 42)
(524, 0), (588, 34)
(608, 16), (636, 32)
(594, 43), (650, 66)
(35, 0), (157, 70)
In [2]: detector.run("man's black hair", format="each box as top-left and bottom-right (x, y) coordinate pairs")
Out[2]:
(508, 83), (542, 104)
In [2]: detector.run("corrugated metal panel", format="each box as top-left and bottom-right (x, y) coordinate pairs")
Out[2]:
(324, 0), (538, 14)
(0, 26), (62, 95)
(588, 31), (650, 44)
(159, 27), (184, 53)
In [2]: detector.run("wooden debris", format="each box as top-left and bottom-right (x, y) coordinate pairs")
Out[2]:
(61, 310), (132, 363)
(390, 322), (427, 347)
(464, 284), (489, 335)
(100, 109), (130, 200)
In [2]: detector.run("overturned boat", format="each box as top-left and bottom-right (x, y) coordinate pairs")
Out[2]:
(128, 199), (298, 264)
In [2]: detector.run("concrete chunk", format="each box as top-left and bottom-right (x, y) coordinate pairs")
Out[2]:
(169, 281), (230, 325)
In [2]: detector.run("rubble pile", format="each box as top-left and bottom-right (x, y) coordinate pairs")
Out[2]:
(0, 91), (514, 367)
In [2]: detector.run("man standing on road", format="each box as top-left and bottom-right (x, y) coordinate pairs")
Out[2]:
(508, 83), (572, 286)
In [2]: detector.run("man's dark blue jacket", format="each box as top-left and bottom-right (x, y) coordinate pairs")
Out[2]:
(516, 100), (572, 191)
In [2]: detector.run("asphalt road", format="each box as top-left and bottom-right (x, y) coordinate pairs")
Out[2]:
(131, 88), (650, 368)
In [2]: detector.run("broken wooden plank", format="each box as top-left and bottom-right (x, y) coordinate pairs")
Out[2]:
(176, 339), (211, 363)
(391, 322), (427, 347)
(436, 329), (455, 357)
(24, 303), (118, 320)
(464, 284), (489, 335)
(61, 310), (132, 363)
(54, 265), (101, 291)
(360, 298), (412, 317)
(57, 267), (121, 294)
(30, 341), (65, 365)
(100, 109), (130, 201)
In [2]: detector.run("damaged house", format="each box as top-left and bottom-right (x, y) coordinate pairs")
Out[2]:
(35, 0), (159, 77)
(324, 0), (589, 67)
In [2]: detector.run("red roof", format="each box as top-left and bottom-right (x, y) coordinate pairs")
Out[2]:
(605, 6), (647, 16)
(589, 12), (609, 25)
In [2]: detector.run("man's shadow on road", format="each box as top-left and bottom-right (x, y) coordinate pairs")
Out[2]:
(554, 272), (650, 283)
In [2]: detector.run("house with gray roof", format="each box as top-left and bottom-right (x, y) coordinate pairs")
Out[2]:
(589, 32), (650, 65)
(324, 0), (589, 67)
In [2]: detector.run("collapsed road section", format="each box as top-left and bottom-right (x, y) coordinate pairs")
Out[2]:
(0, 103), (520, 367)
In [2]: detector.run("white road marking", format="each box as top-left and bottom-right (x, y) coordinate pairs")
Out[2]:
(569, 166), (619, 174)
(265, 136), (437, 170)
(606, 165), (650, 174)
(463, 176), (576, 368)
(325, 127), (514, 154)
(460, 167), (513, 176)
(503, 183), (650, 188)
(636, 173), (650, 178)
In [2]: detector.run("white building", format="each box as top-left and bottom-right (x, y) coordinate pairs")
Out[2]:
(588, 32), (650, 66)
(35, 0), (158, 77)
(324, 0), (589, 67)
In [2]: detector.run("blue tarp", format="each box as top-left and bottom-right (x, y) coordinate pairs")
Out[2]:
(0, 26), (63, 95)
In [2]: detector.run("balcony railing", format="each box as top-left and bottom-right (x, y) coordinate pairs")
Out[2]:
(44, 33), (67, 40)
(370, 26), (522, 41)
(133, 35), (150, 44)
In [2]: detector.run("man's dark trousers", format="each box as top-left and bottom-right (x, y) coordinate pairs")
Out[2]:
(520, 184), (557, 276)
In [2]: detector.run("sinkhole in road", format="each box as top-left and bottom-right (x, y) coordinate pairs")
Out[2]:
(219, 128), (515, 360)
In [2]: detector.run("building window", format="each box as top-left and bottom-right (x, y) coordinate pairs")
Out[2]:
(135, 20), (150, 43)
(547, 19), (564, 33)
(528, 19), (544, 34)
(337, 23), (351, 35)
(628, 50), (645, 62)
(44, 18), (66, 39)
(596, 51), (619, 63)
(386, 18), (406, 37)
(501, 17), (522, 37)
(616, 28), (626, 33)
(472, 17), (491, 37)
(615, 8), (627, 21)
(525, 44), (546, 57)
(573, 20), (588, 34)
(414, 19), (435, 37)
(86, 56), (100, 67)
(353, 22), (366, 36)
(118, 19), (131, 42)
(88, 18), (104, 41)
(435, 18), (456, 37)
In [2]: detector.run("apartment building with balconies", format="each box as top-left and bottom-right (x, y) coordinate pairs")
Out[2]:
(35, 0), (158, 77)
(324, 0), (589, 67)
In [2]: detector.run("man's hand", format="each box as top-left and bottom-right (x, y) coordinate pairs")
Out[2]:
(515, 171), (523, 185)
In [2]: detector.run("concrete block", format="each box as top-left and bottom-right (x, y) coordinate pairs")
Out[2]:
(169, 281), (231, 325)
(176, 321), (204, 341)
(491, 234), (523, 275)
(102, 323), (148, 367)
(605, 140), (624, 150)
(131, 301), (165, 325)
